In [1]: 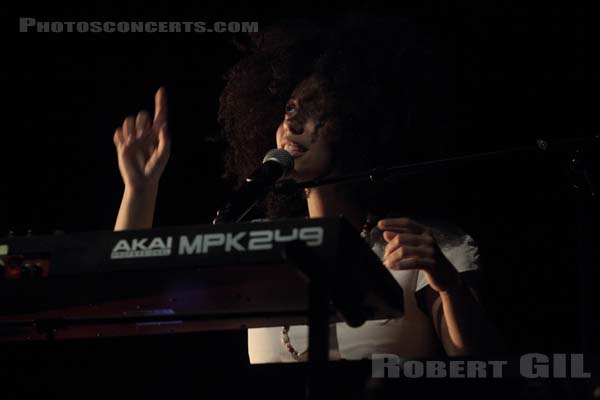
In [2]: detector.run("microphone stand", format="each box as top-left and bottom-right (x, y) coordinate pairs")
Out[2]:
(568, 137), (598, 357)
(275, 137), (594, 191)
(567, 135), (599, 400)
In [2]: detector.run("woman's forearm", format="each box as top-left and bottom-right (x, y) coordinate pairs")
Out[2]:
(436, 278), (503, 356)
(114, 185), (159, 231)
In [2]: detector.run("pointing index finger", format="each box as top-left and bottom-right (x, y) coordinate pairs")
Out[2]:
(154, 86), (168, 126)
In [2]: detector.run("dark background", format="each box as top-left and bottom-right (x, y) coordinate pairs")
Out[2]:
(2, 1), (599, 398)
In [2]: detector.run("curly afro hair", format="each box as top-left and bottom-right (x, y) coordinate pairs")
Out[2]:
(218, 15), (453, 219)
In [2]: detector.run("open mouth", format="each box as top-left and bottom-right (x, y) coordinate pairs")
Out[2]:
(283, 142), (308, 157)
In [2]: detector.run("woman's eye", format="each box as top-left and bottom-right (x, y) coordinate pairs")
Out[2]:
(285, 103), (296, 113)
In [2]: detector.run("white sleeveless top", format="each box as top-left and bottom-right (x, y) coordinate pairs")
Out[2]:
(248, 220), (480, 363)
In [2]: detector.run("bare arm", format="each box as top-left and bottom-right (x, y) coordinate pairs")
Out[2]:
(420, 274), (503, 356)
(115, 185), (159, 230)
(114, 87), (170, 231)
(379, 218), (504, 356)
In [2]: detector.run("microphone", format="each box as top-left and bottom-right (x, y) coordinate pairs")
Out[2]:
(213, 149), (295, 224)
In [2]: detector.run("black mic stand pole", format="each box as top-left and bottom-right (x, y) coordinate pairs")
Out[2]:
(276, 137), (591, 191)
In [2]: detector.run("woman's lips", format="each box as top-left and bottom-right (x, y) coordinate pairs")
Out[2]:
(283, 142), (307, 157)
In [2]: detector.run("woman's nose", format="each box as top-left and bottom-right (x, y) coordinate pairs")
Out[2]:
(284, 115), (304, 135)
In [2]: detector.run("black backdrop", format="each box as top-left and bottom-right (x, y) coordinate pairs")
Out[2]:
(3, 1), (599, 398)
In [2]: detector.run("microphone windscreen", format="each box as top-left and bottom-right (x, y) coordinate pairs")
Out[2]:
(262, 148), (294, 178)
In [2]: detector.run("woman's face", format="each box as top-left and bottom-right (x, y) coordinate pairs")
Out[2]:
(275, 76), (338, 182)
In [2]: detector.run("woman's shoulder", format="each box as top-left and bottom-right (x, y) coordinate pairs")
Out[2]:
(419, 218), (477, 249)
(418, 217), (480, 273)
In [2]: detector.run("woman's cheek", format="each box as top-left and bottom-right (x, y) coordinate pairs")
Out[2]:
(275, 124), (285, 148)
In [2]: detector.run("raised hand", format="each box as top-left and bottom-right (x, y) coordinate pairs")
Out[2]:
(113, 87), (171, 231)
(113, 87), (171, 192)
